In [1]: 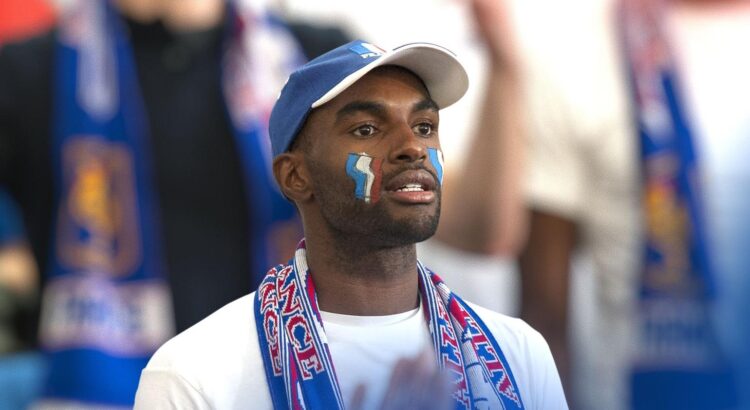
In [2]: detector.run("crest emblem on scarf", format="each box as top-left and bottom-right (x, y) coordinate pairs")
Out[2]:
(56, 137), (141, 277)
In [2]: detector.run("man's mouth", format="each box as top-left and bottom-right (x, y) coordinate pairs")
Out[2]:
(385, 170), (437, 204)
(395, 183), (426, 192)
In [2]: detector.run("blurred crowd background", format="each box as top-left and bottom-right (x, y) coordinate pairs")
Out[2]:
(1, 0), (748, 408)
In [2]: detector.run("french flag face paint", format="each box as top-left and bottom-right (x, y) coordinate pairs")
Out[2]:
(428, 147), (444, 187)
(345, 153), (383, 204)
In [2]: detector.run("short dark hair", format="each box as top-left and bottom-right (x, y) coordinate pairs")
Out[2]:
(289, 130), (312, 154)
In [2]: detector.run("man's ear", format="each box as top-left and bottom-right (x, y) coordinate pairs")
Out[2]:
(273, 152), (313, 203)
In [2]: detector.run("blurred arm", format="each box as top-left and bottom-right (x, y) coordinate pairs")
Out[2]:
(435, 0), (527, 256)
(519, 210), (577, 400)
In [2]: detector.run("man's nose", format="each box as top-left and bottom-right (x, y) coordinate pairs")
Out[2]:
(389, 124), (427, 163)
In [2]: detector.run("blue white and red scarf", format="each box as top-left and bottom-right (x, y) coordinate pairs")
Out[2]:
(40, 0), (301, 405)
(619, 0), (736, 408)
(255, 240), (524, 409)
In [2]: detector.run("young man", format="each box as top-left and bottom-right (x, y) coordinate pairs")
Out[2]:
(134, 40), (567, 409)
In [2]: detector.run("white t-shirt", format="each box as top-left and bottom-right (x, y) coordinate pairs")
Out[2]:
(523, 0), (750, 408)
(134, 293), (567, 409)
(319, 306), (431, 410)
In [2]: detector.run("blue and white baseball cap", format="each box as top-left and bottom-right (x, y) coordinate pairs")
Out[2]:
(269, 39), (469, 157)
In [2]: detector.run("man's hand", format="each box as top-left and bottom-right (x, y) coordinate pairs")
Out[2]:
(0, 243), (37, 298)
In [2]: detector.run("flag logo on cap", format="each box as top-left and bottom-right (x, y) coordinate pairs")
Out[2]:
(348, 42), (385, 59)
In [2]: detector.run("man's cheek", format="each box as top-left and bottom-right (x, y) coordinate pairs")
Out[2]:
(345, 152), (383, 204)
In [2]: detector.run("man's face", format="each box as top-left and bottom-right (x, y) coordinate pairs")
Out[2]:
(299, 66), (443, 248)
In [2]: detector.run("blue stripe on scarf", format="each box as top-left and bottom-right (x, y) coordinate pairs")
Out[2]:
(255, 265), (292, 410)
(255, 248), (345, 409)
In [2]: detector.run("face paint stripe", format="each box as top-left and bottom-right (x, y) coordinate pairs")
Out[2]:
(346, 153), (368, 200)
(428, 148), (444, 186)
(346, 153), (382, 204)
(355, 155), (375, 203)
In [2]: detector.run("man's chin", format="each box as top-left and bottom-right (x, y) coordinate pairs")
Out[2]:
(373, 214), (440, 247)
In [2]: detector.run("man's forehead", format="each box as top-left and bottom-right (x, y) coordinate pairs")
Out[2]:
(317, 66), (434, 113)
(349, 65), (430, 93)
(294, 67), (438, 153)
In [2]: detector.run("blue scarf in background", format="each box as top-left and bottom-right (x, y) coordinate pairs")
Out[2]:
(619, 1), (736, 408)
(255, 240), (525, 409)
(40, 0), (301, 405)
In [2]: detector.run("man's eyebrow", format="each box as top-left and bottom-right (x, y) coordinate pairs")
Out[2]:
(334, 98), (438, 122)
(335, 101), (388, 121)
(413, 98), (439, 113)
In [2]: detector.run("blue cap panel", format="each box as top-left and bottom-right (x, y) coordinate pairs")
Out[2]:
(268, 40), (382, 157)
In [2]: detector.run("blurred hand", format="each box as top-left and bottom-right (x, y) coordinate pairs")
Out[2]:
(349, 349), (454, 410)
(0, 244), (38, 298)
(465, 0), (520, 71)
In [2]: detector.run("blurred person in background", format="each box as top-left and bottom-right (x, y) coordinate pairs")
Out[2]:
(0, 0), (348, 406)
(432, 0), (527, 281)
(516, 0), (750, 408)
(0, 189), (45, 409)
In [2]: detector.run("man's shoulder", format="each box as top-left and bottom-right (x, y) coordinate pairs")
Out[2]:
(142, 293), (264, 391)
(137, 293), (273, 408)
(147, 293), (258, 371)
(466, 301), (543, 343)
(464, 301), (553, 376)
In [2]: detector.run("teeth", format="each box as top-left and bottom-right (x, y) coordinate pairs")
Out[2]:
(396, 183), (424, 192)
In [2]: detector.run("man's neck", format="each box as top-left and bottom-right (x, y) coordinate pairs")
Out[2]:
(303, 235), (421, 316)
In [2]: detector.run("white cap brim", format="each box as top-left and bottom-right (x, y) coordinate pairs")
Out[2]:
(311, 42), (469, 110)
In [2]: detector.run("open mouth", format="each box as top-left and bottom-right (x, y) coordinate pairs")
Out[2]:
(385, 170), (437, 204)
(395, 183), (426, 192)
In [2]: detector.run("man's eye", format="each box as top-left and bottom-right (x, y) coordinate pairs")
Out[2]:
(413, 122), (434, 136)
(352, 124), (377, 137)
